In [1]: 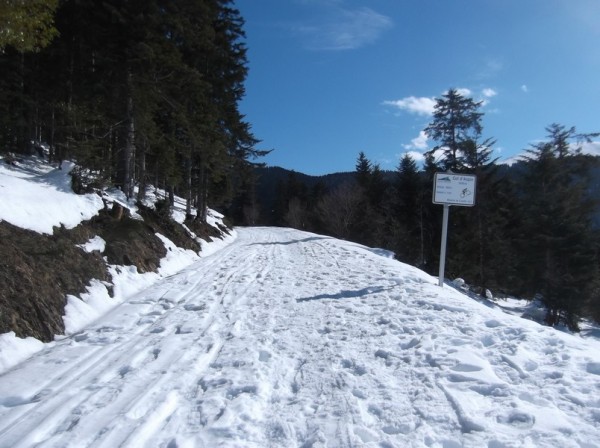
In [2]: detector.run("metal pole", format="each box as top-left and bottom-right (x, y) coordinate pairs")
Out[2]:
(438, 204), (450, 287)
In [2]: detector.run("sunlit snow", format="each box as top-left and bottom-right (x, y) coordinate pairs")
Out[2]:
(1, 157), (600, 447)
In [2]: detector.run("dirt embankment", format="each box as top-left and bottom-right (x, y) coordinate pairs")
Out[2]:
(0, 201), (224, 342)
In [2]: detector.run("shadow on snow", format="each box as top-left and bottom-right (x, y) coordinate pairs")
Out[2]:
(296, 285), (392, 303)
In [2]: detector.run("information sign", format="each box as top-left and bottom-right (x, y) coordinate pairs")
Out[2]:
(433, 173), (477, 207)
(432, 172), (477, 287)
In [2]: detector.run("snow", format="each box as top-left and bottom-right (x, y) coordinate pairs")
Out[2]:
(0, 227), (599, 446)
(78, 236), (106, 253)
(0, 157), (104, 234)
(0, 333), (44, 374)
(1, 157), (600, 447)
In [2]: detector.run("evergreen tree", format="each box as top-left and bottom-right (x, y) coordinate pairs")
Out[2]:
(352, 152), (386, 246)
(424, 89), (483, 172)
(394, 154), (424, 266)
(368, 163), (387, 210)
(515, 124), (599, 330)
(420, 152), (442, 272)
(445, 138), (514, 293)
(0, 0), (59, 52)
(355, 151), (371, 189)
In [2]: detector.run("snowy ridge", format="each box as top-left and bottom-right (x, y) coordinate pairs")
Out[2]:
(0, 227), (599, 447)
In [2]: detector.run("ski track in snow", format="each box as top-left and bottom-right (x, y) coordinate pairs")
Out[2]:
(1, 227), (600, 448)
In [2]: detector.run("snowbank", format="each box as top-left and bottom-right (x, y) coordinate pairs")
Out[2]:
(0, 156), (235, 372)
(0, 158), (104, 234)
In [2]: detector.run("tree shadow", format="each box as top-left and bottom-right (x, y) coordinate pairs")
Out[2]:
(249, 236), (332, 246)
(296, 285), (391, 302)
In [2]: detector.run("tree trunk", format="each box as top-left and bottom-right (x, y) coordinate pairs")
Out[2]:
(48, 106), (55, 165)
(126, 90), (135, 199)
(117, 72), (135, 198)
(137, 139), (147, 202)
(185, 154), (193, 218)
(168, 185), (175, 206)
(197, 163), (209, 223)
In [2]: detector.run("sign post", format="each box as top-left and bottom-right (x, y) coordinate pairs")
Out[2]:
(433, 172), (477, 287)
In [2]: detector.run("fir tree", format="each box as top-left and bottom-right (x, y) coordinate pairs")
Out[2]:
(394, 153), (424, 266)
(0, 0), (59, 53)
(515, 124), (599, 330)
(355, 151), (371, 189)
(424, 88), (483, 172)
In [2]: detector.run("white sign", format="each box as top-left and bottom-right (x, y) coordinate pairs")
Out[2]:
(433, 173), (476, 207)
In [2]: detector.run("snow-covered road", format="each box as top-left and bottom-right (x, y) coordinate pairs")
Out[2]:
(1, 227), (600, 448)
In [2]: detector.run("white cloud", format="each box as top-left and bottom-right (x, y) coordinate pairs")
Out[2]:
(295, 6), (393, 51)
(480, 88), (497, 107)
(401, 150), (426, 164)
(521, 84), (529, 93)
(383, 96), (436, 116)
(402, 130), (429, 151)
(581, 141), (600, 156)
(455, 88), (472, 97)
(384, 87), (497, 119)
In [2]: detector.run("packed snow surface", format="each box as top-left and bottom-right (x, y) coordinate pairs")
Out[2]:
(1, 227), (600, 447)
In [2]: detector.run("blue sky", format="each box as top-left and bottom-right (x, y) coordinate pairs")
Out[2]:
(236, 0), (600, 175)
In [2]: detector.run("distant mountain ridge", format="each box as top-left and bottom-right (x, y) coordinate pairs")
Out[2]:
(254, 156), (600, 226)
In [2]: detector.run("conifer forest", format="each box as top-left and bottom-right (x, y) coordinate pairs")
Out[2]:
(0, 0), (266, 221)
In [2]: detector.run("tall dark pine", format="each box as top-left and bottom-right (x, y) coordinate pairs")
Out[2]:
(516, 124), (599, 330)
(394, 154), (425, 266)
(446, 137), (513, 293)
(424, 89), (483, 172)
(355, 151), (372, 189)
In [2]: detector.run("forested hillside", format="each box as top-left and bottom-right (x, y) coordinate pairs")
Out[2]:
(0, 0), (266, 221)
(254, 90), (600, 332)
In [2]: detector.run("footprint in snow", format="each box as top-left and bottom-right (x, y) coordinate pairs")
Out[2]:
(184, 303), (205, 311)
(485, 319), (502, 328)
(226, 385), (257, 399)
(586, 362), (600, 375)
(351, 388), (367, 399)
(497, 411), (535, 428)
(259, 350), (271, 362)
(72, 332), (89, 342)
(342, 359), (367, 376)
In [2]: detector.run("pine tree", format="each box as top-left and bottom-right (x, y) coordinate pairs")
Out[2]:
(0, 0), (59, 53)
(424, 88), (483, 172)
(515, 124), (599, 330)
(355, 151), (372, 189)
(445, 138), (515, 293)
(394, 154), (424, 266)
